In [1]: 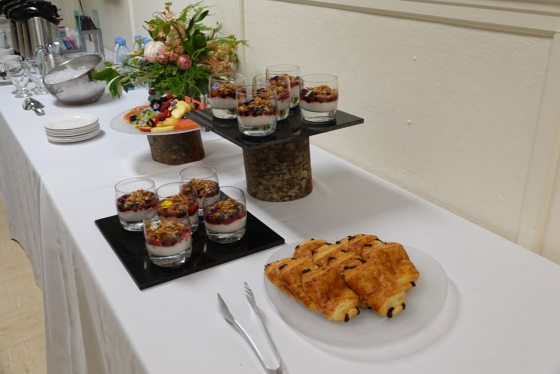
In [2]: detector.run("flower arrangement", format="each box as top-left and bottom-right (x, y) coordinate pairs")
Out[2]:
(94, 2), (246, 100)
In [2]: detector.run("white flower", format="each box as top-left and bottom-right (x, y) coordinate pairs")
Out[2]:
(143, 41), (165, 63)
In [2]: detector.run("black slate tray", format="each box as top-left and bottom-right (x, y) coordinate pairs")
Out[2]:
(95, 213), (285, 290)
(190, 107), (364, 149)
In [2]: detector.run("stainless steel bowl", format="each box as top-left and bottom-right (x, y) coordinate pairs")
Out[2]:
(43, 54), (106, 105)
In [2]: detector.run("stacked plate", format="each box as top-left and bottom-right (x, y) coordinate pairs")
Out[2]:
(44, 113), (101, 143)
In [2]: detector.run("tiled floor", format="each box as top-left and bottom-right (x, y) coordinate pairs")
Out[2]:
(0, 199), (46, 374)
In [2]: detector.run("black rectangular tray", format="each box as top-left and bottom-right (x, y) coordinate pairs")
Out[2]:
(95, 213), (285, 290)
(190, 107), (364, 149)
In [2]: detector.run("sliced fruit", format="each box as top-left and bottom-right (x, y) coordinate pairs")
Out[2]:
(174, 119), (200, 131)
(159, 117), (179, 127)
(150, 125), (175, 133)
(123, 105), (149, 123)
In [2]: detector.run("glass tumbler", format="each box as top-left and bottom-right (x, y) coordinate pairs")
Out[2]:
(300, 74), (339, 123)
(155, 181), (199, 232)
(208, 73), (246, 119)
(115, 177), (158, 231)
(5, 60), (31, 98)
(254, 74), (290, 121)
(179, 165), (220, 214)
(144, 215), (192, 267)
(203, 186), (247, 243)
(266, 64), (301, 108)
(24, 57), (48, 95)
(236, 84), (277, 137)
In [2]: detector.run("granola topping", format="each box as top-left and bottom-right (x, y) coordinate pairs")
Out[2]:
(204, 198), (247, 225)
(116, 190), (158, 212)
(210, 82), (238, 99)
(237, 97), (277, 117)
(181, 179), (219, 199)
(145, 219), (191, 247)
(157, 193), (198, 218)
(300, 85), (338, 103)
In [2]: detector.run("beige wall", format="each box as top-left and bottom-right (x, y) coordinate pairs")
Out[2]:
(83, 0), (560, 262)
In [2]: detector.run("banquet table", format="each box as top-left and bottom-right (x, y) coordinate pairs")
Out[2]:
(1, 85), (560, 374)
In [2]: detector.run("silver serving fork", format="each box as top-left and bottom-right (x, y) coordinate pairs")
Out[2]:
(217, 293), (282, 374)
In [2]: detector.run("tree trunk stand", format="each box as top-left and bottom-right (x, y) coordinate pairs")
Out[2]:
(147, 131), (205, 165)
(243, 137), (312, 201)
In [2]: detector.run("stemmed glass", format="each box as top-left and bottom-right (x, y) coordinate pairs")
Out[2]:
(24, 57), (48, 95)
(5, 60), (31, 98)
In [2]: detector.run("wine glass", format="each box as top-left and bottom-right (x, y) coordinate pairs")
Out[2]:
(5, 60), (31, 98)
(24, 57), (48, 95)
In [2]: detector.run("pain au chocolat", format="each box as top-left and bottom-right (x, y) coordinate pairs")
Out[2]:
(264, 234), (420, 321)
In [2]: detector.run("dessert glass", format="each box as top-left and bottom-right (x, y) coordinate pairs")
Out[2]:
(266, 64), (301, 108)
(236, 84), (278, 137)
(254, 74), (290, 121)
(300, 74), (338, 123)
(203, 186), (247, 243)
(155, 182), (199, 232)
(179, 165), (220, 214)
(144, 215), (192, 267)
(115, 177), (158, 231)
(208, 73), (246, 119)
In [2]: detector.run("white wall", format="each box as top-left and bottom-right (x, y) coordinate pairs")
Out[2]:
(83, 0), (560, 262)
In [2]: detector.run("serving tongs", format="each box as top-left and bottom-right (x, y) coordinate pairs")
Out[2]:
(23, 97), (45, 116)
(217, 286), (283, 374)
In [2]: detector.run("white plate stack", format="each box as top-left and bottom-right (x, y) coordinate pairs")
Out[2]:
(44, 113), (101, 143)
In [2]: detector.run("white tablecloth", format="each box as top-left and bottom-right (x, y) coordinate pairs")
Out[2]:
(2, 86), (560, 374)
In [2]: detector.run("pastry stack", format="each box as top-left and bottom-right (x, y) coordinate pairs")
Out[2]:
(265, 234), (420, 322)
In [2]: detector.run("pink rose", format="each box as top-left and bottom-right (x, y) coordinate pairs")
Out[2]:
(156, 52), (170, 65)
(176, 55), (192, 70)
(143, 41), (165, 63)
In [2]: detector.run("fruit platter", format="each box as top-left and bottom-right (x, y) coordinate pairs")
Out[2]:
(110, 94), (206, 135)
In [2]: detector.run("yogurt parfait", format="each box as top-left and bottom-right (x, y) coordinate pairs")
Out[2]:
(115, 177), (158, 231)
(203, 186), (247, 243)
(209, 73), (246, 119)
(157, 194), (199, 232)
(300, 74), (338, 123)
(236, 85), (277, 137)
(144, 217), (192, 267)
(266, 64), (301, 108)
(256, 74), (291, 121)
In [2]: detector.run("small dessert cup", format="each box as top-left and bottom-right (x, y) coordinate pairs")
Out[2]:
(179, 165), (220, 214)
(144, 216), (192, 267)
(300, 74), (338, 123)
(209, 73), (246, 119)
(254, 74), (290, 121)
(236, 84), (277, 137)
(266, 64), (301, 108)
(156, 182), (199, 232)
(203, 186), (247, 243)
(115, 177), (158, 231)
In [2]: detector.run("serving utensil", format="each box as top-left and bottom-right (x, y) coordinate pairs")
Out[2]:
(243, 282), (283, 367)
(217, 293), (282, 374)
(23, 97), (45, 116)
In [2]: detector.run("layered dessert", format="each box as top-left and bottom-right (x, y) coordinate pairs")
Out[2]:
(300, 85), (338, 112)
(157, 193), (199, 230)
(204, 197), (247, 234)
(144, 219), (192, 258)
(209, 81), (237, 110)
(181, 179), (220, 209)
(116, 189), (158, 222)
(237, 97), (277, 127)
(268, 76), (291, 119)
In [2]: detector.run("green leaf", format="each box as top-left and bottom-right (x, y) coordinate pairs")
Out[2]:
(92, 68), (119, 81)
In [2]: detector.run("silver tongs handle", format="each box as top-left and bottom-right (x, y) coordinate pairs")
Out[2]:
(217, 293), (282, 374)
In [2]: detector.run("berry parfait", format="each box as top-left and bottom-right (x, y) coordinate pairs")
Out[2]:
(203, 186), (247, 243)
(208, 73), (246, 119)
(266, 64), (301, 108)
(300, 74), (338, 123)
(115, 177), (159, 231)
(144, 217), (192, 267)
(254, 74), (291, 121)
(236, 84), (278, 137)
(156, 182), (199, 232)
(179, 165), (220, 214)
